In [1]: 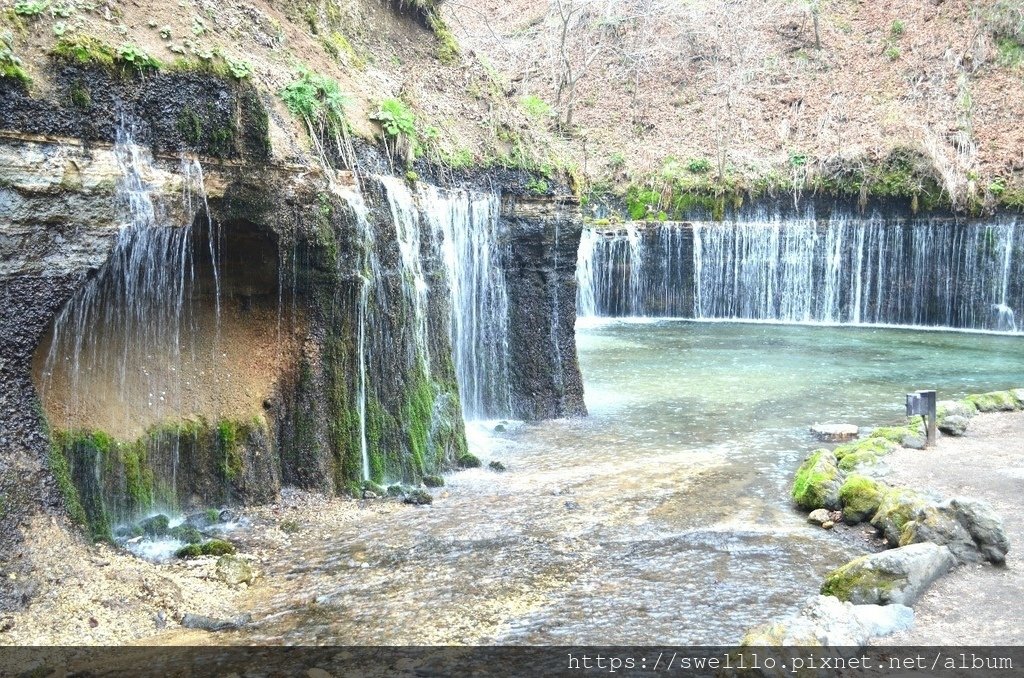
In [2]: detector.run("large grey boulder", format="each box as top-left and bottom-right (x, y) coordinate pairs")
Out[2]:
(821, 543), (956, 605)
(899, 498), (1009, 565)
(938, 415), (969, 437)
(951, 498), (1009, 565)
(742, 595), (914, 647)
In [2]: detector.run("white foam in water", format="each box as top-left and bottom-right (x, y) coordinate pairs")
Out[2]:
(124, 537), (185, 563)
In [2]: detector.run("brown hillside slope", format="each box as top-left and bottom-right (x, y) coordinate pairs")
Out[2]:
(445, 0), (1024, 211)
(0, 0), (554, 170)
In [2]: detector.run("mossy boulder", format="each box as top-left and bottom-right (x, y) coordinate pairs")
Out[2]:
(835, 437), (897, 472)
(964, 390), (1022, 412)
(838, 474), (885, 524)
(456, 452), (482, 469)
(169, 524), (203, 544)
(422, 475), (445, 488)
(386, 484), (406, 497)
(175, 538), (236, 559)
(937, 399), (975, 420)
(139, 514), (171, 538)
(404, 489), (433, 505)
(488, 460), (507, 472)
(900, 498), (1010, 565)
(821, 543), (955, 605)
(870, 487), (931, 544)
(791, 449), (843, 511)
(867, 424), (920, 445)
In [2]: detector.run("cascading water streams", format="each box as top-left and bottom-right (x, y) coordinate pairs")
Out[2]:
(419, 184), (511, 420)
(379, 176), (433, 374)
(577, 208), (1024, 332)
(40, 122), (221, 439)
(336, 184), (378, 482)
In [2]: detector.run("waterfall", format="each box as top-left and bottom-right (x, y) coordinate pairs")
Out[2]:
(577, 208), (1023, 333)
(379, 176), (433, 374)
(419, 184), (511, 420)
(40, 122), (220, 434)
(335, 185), (377, 482)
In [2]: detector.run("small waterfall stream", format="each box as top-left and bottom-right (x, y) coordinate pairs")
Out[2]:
(419, 184), (511, 420)
(39, 122), (220, 444)
(577, 209), (1023, 332)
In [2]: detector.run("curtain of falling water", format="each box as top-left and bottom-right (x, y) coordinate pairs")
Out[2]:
(419, 185), (511, 420)
(38, 117), (222, 503)
(576, 209), (1022, 332)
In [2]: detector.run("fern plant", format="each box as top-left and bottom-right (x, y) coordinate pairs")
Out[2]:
(373, 98), (418, 166)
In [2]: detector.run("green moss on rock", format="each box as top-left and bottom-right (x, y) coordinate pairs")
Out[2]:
(835, 437), (897, 472)
(964, 390), (1022, 412)
(791, 449), (842, 511)
(176, 538), (236, 559)
(839, 474), (885, 524)
(457, 452), (482, 469)
(821, 556), (900, 603)
(871, 488), (930, 544)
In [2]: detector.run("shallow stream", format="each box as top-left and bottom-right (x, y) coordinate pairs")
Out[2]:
(238, 321), (1024, 644)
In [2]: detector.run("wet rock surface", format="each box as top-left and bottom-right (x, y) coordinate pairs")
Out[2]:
(821, 543), (956, 606)
(743, 594), (914, 646)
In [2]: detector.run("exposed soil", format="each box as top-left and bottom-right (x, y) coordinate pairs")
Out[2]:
(875, 411), (1024, 645)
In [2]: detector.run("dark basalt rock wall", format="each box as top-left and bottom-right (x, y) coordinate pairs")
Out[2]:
(504, 197), (587, 419)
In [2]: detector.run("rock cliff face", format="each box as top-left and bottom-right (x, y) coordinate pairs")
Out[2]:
(0, 63), (586, 609)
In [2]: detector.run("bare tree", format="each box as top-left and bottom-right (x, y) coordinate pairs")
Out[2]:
(548, 0), (613, 129)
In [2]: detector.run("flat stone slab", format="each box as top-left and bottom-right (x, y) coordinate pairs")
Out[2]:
(811, 423), (859, 442)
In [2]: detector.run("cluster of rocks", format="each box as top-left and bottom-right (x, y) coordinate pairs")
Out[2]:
(771, 388), (1021, 646)
(359, 459), (510, 503)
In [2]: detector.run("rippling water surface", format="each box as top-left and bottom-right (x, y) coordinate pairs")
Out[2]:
(239, 321), (1024, 644)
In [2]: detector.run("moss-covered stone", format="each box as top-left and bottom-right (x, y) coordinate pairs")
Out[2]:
(964, 390), (1022, 412)
(791, 449), (843, 511)
(834, 437), (897, 472)
(937, 399), (976, 420)
(169, 523), (203, 544)
(821, 556), (901, 603)
(139, 514), (170, 537)
(838, 474), (885, 524)
(176, 538), (236, 559)
(868, 424), (920, 445)
(404, 488), (434, 505)
(488, 460), (507, 472)
(456, 452), (482, 469)
(871, 488), (931, 544)
(422, 474), (445, 488)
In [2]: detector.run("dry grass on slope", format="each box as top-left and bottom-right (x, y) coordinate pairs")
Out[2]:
(0, 0), (556, 171)
(446, 0), (1024, 209)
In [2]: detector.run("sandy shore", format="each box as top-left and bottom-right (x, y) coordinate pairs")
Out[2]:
(875, 411), (1024, 645)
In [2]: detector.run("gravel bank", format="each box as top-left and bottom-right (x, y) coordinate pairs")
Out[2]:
(875, 411), (1024, 645)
